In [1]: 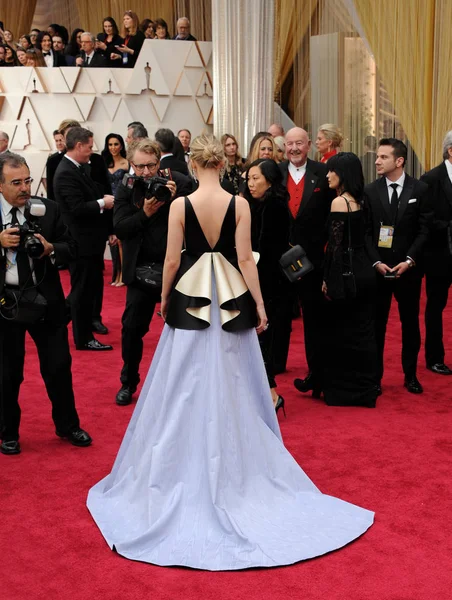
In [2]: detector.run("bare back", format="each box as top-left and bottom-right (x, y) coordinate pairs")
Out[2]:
(187, 187), (234, 249)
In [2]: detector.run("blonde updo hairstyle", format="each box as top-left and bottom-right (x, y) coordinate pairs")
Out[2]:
(190, 134), (225, 170)
(318, 123), (343, 150)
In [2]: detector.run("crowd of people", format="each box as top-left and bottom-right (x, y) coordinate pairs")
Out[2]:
(1, 117), (451, 460)
(0, 14), (197, 68)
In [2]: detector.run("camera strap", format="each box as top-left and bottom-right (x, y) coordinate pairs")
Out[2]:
(10, 207), (34, 288)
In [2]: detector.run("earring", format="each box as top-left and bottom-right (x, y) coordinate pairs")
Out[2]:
(192, 168), (198, 182)
(219, 166), (225, 180)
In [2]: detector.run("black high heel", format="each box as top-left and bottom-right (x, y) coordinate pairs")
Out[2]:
(275, 395), (286, 417)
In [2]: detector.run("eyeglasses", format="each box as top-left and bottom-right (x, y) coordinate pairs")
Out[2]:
(8, 178), (33, 187)
(132, 162), (158, 171)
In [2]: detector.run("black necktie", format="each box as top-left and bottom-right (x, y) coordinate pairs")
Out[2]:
(10, 207), (33, 288)
(43, 52), (50, 56)
(390, 183), (399, 223)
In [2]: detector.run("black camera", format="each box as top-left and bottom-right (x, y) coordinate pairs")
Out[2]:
(15, 220), (44, 259)
(123, 174), (172, 208)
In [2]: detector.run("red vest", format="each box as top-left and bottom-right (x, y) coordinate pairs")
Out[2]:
(288, 173), (305, 218)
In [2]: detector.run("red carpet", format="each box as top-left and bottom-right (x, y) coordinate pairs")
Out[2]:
(1, 265), (451, 599)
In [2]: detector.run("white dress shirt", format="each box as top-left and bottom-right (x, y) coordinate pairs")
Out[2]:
(288, 161), (306, 185)
(444, 159), (452, 184)
(385, 172), (406, 202)
(1, 193), (35, 286)
(43, 50), (54, 68)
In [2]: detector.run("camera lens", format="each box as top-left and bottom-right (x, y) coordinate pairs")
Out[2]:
(24, 235), (44, 258)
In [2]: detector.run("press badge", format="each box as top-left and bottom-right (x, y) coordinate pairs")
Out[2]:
(378, 225), (394, 248)
(6, 252), (17, 270)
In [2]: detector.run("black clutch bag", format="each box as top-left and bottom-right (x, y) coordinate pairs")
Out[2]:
(279, 245), (314, 283)
(135, 263), (163, 292)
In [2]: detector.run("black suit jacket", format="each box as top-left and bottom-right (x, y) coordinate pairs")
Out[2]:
(279, 158), (334, 270)
(0, 198), (77, 324)
(159, 155), (189, 176)
(46, 152), (64, 200)
(53, 157), (111, 257)
(364, 174), (432, 267)
(420, 162), (452, 274)
(77, 50), (107, 67)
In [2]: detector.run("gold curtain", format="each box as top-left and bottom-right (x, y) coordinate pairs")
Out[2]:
(32, 0), (80, 35)
(0, 0), (38, 38)
(352, 0), (437, 169)
(174, 0), (212, 41)
(74, 1), (174, 36)
(274, 0), (318, 102)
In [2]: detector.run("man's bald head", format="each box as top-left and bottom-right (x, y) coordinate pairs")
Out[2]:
(268, 123), (284, 137)
(285, 127), (311, 167)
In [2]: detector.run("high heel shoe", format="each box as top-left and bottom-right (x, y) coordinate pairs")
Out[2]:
(275, 395), (286, 417)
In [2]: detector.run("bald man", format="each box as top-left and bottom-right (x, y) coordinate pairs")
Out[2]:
(268, 124), (284, 138)
(279, 127), (335, 397)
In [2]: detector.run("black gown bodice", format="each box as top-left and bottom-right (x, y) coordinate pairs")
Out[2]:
(165, 196), (257, 332)
(324, 211), (375, 301)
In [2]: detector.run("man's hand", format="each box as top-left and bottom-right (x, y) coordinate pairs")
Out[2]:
(143, 197), (165, 218)
(109, 234), (118, 246)
(166, 180), (177, 199)
(375, 263), (392, 276)
(103, 195), (114, 209)
(75, 56), (84, 67)
(34, 234), (54, 258)
(0, 226), (20, 248)
(391, 261), (410, 278)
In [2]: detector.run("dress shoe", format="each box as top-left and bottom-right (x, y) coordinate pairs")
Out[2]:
(77, 339), (113, 351)
(427, 363), (452, 375)
(92, 320), (109, 335)
(116, 385), (137, 406)
(294, 374), (322, 398)
(274, 395), (286, 417)
(0, 440), (21, 455)
(56, 428), (92, 447)
(404, 376), (423, 394)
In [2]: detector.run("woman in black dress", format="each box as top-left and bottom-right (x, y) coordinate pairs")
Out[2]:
(96, 17), (123, 67)
(110, 11), (145, 68)
(322, 152), (378, 407)
(244, 159), (291, 414)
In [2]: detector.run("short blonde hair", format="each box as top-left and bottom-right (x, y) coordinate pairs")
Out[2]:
(127, 138), (161, 163)
(190, 134), (224, 169)
(59, 119), (81, 135)
(318, 123), (343, 148)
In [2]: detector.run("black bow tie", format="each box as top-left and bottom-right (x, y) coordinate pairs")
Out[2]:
(43, 52), (51, 56)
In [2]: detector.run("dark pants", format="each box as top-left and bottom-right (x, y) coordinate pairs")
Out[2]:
(424, 266), (452, 365)
(68, 254), (104, 347)
(120, 283), (159, 389)
(0, 319), (79, 441)
(92, 258), (105, 321)
(271, 291), (294, 374)
(375, 271), (422, 380)
(296, 269), (326, 384)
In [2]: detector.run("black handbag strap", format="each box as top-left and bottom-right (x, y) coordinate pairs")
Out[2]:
(340, 195), (354, 273)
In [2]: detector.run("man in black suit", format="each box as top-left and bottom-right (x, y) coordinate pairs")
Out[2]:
(173, 17), (197, 41)
(360, 135), (378, 185)
(155, 128), (189, 176)
(76, 33), (107, 67)
(52, 34), (75, 66)
(0, 153), (91, 455)
(419, 130), (452, 376)
(365, 138), (432, 394)
(53, 127), (114, 351)
(45, 129), (66, 200)
(279, 127), (334, 397)
(113, 139), (189, 406)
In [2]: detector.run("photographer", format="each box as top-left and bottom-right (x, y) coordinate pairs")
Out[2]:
(114, 139), (189, 406)
(0, 153), (91, 455)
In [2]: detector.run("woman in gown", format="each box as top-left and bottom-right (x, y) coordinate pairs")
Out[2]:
(101, 133), (129, 286)
(322, 152), (379, 407)
(87, 135), (374, 571)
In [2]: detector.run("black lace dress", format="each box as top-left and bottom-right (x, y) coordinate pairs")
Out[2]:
(322, 210), (378, 406)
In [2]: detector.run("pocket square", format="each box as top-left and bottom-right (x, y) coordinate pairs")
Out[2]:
(408, 198), (417, 204)
(314, 187), (321, 192)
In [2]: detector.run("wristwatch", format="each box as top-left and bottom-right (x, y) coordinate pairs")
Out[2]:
(405, 258), (414, 268)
